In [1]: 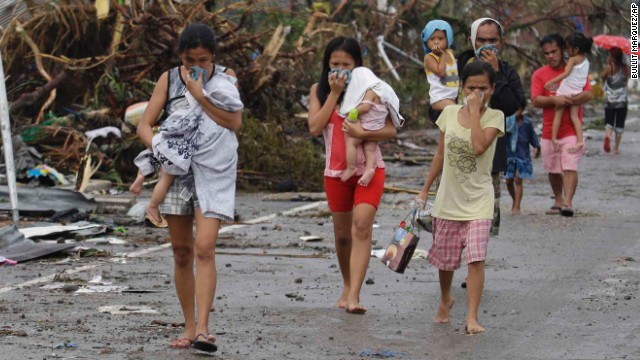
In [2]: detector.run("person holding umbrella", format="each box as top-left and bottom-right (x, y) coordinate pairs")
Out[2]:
(601, 46), (630, 154)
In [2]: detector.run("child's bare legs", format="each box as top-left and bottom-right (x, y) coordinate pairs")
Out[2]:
(129, 171), (145, 196)
(567, 105), (584, 153)
(551, 106), (564, 151)
(613, 132), (622, 155)
(341, 135), (362, 182)
(147, 169), (175, 223)
(466, 261), (486, 334)
(357, 141), (378, 186)
(506, 177), (515, 212)
(512, 174), (523, 215)
(435, 269), (455, 323)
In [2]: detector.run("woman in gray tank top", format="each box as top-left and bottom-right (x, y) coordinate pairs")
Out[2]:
(601, 47), (630, 155)
(134, 23), (241, 353)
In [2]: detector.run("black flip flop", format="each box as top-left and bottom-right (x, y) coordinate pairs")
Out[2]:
(193, 333), (217, 353)
(560, 206), (574, 217)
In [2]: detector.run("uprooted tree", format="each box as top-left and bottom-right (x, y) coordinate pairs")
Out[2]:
(0, 0), (630, 190)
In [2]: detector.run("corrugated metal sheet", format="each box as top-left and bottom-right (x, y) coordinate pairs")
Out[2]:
(0, 0), (48, 30)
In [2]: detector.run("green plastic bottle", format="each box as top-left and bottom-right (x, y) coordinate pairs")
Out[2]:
(347, 108), (359, 123)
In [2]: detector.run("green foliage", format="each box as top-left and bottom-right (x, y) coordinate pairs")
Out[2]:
(584, 117), (605, 131)
(237, 113), (324, 191)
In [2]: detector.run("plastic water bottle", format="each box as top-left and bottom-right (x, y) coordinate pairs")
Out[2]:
(347, 108), (359, 123)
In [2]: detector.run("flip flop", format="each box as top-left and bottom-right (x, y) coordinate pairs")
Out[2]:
(604, 137), (611, 153)
(193, 333), (217, 353)
(560, 206), (574, 217)
(145, 212), (168, 228)
(545, 206), (562, 215)
(168, 337), (192, 349)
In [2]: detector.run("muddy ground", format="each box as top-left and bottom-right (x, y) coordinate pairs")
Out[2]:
(1, 107), (640, 360)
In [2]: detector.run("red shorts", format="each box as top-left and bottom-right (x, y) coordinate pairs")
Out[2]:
(324, 168), (385, 212)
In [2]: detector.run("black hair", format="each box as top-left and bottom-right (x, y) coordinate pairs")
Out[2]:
(178, 23), (217, 55)
(609, 47), (624, 66)
(540, 33), (565, 49)
(608, 47), (630, 77)
(461, 61), (496, 85)
(316, 37), (363, 106)
(565, 32), (592, 54)
(519, 97), (527, 111)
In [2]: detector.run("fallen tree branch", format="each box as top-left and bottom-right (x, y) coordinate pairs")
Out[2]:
(15, 22), (55, 124)
(8, 71), (68, 114)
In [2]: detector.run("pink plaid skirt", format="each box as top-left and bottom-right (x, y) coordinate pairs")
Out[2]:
(428, 218), (491, 271)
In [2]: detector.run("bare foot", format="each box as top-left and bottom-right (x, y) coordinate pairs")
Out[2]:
(434, 296), (455, 323)
(129, 174), (145, 196)
(613, 149), (620, 155)
(465, 319), (486, 335)
(341, 167), (357, 182)
(335, 289), (349, 309)
(345, 303), (367, 314)
(511, 208), (521, 215)
(357, 168), (375, 187)
(169, 329), (196, 349)
(568, 142), (584, 154)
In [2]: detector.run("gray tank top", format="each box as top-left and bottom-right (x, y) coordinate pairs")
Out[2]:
(604, 68), (628, 108)
(160, 65), (228, 123)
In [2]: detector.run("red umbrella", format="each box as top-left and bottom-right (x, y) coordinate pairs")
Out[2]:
(593, 35), (639, 56)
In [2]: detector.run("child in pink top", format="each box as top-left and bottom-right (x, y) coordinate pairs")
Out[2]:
(340, 89), (388, 185)
(339, 67), (400, 186)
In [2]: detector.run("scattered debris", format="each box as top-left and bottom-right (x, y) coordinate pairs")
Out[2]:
(359, 349), (406, 358)
(52, 341), (78, 349)
(0, 255), (17, 266)
(0, 224), (75, 262)
(84, 237), (127, 245)
(98, 305), (159, 315)
(0, 329), (28, 337)
(26, 164), (69, 185)
(76, 285), (128, 294)
(0, 186), (97, 215)
(217, 251), (329, 259)
(18, 223), (107, 240)
(299, 235), (322, 242)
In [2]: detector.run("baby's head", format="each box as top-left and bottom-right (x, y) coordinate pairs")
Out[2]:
(421, 20), (454, 54)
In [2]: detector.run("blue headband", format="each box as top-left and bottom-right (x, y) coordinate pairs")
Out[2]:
(421, 20), (454, 55)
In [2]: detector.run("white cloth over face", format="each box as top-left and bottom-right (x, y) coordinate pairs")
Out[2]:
(339, 67), (405, 128)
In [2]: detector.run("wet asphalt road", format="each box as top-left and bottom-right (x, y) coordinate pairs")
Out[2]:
(1, 117), (639, 360)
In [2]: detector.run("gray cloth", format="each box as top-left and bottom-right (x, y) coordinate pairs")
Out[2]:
(134, 69), (243, 221)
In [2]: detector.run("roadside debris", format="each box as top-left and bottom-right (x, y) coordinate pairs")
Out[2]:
(0, 224), (75, 262)
(0, 186), (97, 215)
(0, 255), (17, 265)
(98, 305), (159, 315)
(299, 235), (323, 242)
(0, 329), (28, 337)
(359, 349), (406, 358)
(52, 341), (78, 349)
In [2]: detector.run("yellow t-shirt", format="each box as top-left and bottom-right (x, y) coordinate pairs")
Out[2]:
(433, 105), (505, 220)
